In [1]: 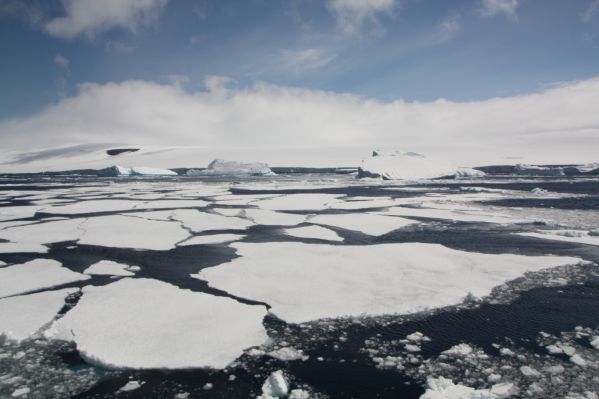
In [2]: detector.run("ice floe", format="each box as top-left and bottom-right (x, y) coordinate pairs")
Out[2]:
(0, 288), (78, 342)
(197, 242), (582, 323)
(44, 278), (268, 369)
(0, 259), (89, 298)
(308, 213), (417, 236)
(254, 194), (343, 211)
(376, 206), (525, 224)
(284, 225), (343, 242)
(83, 260), (136, 277)
(187, 159), (275, 176)
(516, 230), (599, 246)
(260, 370), (288, 398)
(0, 218), (86, 253)
(99, 165), (177, 177)
(78, 215), (189, 250)
(243, 208), (307, 226)
(177, 234), (246, 246)
(420, 376), (508, 399)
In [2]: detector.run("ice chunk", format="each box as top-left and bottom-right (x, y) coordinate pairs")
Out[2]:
(0, 288), (78, 342)
(0, 259), (89, 298)
(284, 225), (343, 242)
(570, 354), (587, 367)
(309, 213), (417, 236)
(11, 387), (31, 397)
(520, 365), (541, 377)
(83, 260), (135, 277)
(442, 344), (473, 357)
(44, 278), (268, 369)
(187, 159), (275, 176)
(358, 151), (463, 180)
(254, 194), (343, 211)
(244, 208), (307, 226)
(260, 370), (289, 398)
(420, 376), (497, 399)
(78, 215), (189, 250)
(267, 347), (308, 361)
(177, 234), (246, 246)
(516, 230), (599, 246)
(98, 165), (177, 177)
(118, 380), (143, 392)
(198, 242), (581, 323)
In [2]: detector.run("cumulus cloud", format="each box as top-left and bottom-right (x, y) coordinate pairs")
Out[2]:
(326, 0), (397, 35)
(45, 0), (168, 39)
(479, 0), (519, 19)
(1, 76), (598, 165)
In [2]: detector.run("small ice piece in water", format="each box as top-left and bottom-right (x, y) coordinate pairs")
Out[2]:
(284, 225), (343, 242)
(442, 343), (473, 357)
(570, 354), (587, 367)
(530, 187), (549, 194)
(289, 389), (311, 399)
(11, 387), (31, 397)
(405, 344), (421, 353)
(83, 260), (135, 277)
(118, 380), (143, 392)
(520, 366), (542, 378)
(202, 383), (213, 390)
(261, 370), (289, 398)
(267, 347), (308, 361)
(187, 159), (275, 176)
(590, 336), (599, 349)
(420, 376), (497, 399)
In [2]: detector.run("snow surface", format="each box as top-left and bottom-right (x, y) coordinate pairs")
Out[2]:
(177, 234), (246, 246)
(44, 278), (268, 369)
(243, 208), (307, 226)
(78, 215), (189, 250)
(83, 260), (136, 276)
(197, 242), (581, 323)
(0, 259), (89, 298)
(0, 288), (78, 342)
(0, 218), (86, 253)
(284, 225), (343, 242)
(308, 213), (417, 236)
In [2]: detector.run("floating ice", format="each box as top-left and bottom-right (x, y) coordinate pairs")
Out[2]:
(0, 218), (86, 253)
(243, 208), (307, 226)
(168, 210), (254, 232)
(260, 370), (289, 398)
(99, 165), (177, 177)
(78, 215), (189, 250)
(177, 234), (246, 246)
(308, 213), (417, 236)
(118, 380), (143, 392)
(420, 376), (498, 399)
(83, 260), (135, 277)
(187, 159), (275, 176)
(44, 278), (268, 369)
(0, 288), (78, 342)
(516, 230), (599, 246)
(267, 347), (309, 361)
(198, 242), (581, 323)
(0, 259), (89, 298)
(254, 194), (343, 211)
(284, 225), (343, 242)
(358, 151), (467, 180)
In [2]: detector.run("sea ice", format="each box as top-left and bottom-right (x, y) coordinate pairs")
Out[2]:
(197, 242), (581, 323)
(243, 208), (307, 226)
(516, 230), (599, 246)
(419, 376), (498, 399)
(260, 370), (289, 398)
(0, 259), (89, 298)
(254, 194), (343, 211)
(78, 215), (189, 250)
(0, 288), (78, 342)
(284, 225), (343, 242)
(83, 260), (135, 277)
(187, 159), (275, 176)
(44, 278), (268, 369)
(358, 151), (462, 180)
(177, 234), (246, 246)
(308, 213), (417, 236)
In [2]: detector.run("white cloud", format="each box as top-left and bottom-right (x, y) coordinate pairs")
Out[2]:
(582, 0), (599, 22)
(437, 13), (461, 43)
(45, 0), (168, 39)
(326, 0), (397, 35)
(54, 53), (70, 69)
(479, 0), (519, 19)
(1, 77), (598, 166)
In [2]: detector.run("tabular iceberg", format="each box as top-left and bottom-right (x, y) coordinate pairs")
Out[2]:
(186, 159), (275, 176)
(98, 165), (177, 177)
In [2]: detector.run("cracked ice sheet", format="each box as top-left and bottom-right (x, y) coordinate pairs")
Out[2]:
(515, 230), (599, 246)
(375, 206), (527, 224)
(0, 218), (87, 253)
(78, 215), (190, 250)
(243, 208), (307, 226)
(0, 259), (90, 298)
(254, 194), (344, 211)
(177, 234), (246, 246)
(197, 242), (582, 324)
(284, 225), (343, 242)
(42, 199), (208, 215)
(44, 278), (268, 369)
(308, 213), (417, 236)
(136, 209), (254, 232)
(83, 261), (136, 276)
(0, 288), (78, 343)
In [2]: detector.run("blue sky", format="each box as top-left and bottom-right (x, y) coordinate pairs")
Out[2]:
(1, 0), (598, 121)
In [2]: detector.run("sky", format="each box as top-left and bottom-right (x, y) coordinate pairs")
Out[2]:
(0, 0), (598, 165)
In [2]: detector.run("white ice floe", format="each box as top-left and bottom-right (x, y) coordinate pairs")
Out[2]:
(308, 213), (417, 236)
(326, 197), (400, 210)
(260, 370), (289, 398)
(118, 380), (144, 392)
(187, 159), (275, 176)
(0, 259), (89, 298)
(44, 278), (268, 369)
(254, 194), (343, 211)
(0, 288), (78, 342)
(243, 208), (307, 226)
(197, 242), (581, 323)
(42, 198), (207, 215)
(284, 225), (343, 242)
(83, 260), (135, 277)
(516, 230), (599, 246)
(212, 208), (243, 217)
(358, 151), (466, 180)
(420, 376), (511, 399)
(442, 344), (473, 357)
(267, 347), (309, 362)
(177, 234), (246, 246)
(376, 206), (524, 224)
(78, 215), (189, 250)
(0, 218), (86, 253)
(100, 165), (177, 177)
(167, 210), (254, 232)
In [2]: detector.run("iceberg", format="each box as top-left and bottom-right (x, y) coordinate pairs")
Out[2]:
(187, 159), (275, 176)
(98, 165), (177, 177)
(358, 151), (482, 180)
